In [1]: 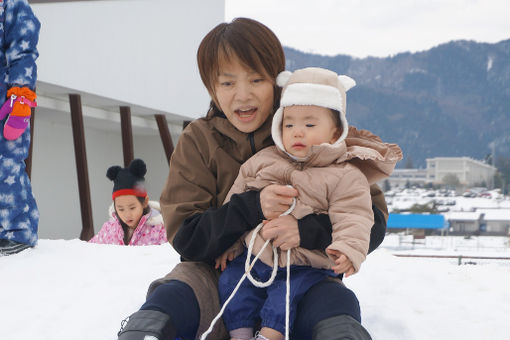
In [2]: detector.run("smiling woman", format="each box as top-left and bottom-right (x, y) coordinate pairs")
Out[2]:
(117, 17), (392, 340)
(214, 58), (274, 133)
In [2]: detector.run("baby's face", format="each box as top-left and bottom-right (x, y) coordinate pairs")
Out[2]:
(282, 105), (339, 158)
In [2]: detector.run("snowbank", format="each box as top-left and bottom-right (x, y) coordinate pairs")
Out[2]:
(1, 238), (509, 339)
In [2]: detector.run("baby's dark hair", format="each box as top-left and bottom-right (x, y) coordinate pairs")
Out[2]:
(330, 109), (343, 133)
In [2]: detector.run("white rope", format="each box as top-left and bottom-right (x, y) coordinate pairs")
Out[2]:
(200, 196), (296, 340)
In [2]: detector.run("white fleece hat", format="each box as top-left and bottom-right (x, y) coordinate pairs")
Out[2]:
(271, 67), (356, 152)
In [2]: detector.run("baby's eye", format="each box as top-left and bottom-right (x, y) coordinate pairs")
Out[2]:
(252, 78), (265, 83)
(284, 124), (293, 128)
(306, 124), (315, 127)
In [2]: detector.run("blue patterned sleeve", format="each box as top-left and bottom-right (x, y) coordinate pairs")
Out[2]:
(3, 0), (40, 89)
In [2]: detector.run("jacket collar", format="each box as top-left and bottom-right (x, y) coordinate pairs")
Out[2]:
(208, 111), (274, 161)
(275, 126), (403, 185)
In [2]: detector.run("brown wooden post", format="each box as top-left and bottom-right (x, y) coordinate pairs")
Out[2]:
(154, 114), (174, 163)
(69, 94), (94, 241)
(119, 106), (134, 167)
(25, 107), (36, 179)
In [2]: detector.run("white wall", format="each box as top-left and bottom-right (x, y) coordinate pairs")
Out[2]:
(28, 0), (226, 240)
(31, 115), (177, 240)
(32, 0), (224, 119)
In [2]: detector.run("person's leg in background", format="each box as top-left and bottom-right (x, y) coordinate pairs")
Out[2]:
(0, 125), (39, 256)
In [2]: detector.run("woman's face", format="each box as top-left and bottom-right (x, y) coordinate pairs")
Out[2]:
(115, 195), (147, 228)
(214, 58), (274, 133)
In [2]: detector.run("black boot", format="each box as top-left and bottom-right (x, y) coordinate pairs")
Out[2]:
(117, 310), (177, 340)
(312, 315), (372, 340)
(0, 239), (31, 256)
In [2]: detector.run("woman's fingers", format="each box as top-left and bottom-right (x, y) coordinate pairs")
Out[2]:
(259, 185), (298, 219)
(261, 215), (300, 249)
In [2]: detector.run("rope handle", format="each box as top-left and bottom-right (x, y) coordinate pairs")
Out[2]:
(200, 187), (297, 340)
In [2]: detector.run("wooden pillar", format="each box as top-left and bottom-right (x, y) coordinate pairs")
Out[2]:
(25, 107), (36, 179)
(119, 106), (134, 167)
(154, 114), (174, 163)
(69, 94), (94, 241)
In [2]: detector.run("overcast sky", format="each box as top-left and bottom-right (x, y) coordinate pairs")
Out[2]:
(225, 0), (510, 58)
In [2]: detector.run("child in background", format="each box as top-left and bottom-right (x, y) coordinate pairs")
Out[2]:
(89, 159), (167, 246)
(216, 67), (402, 340)
(0, 0), (41, 256)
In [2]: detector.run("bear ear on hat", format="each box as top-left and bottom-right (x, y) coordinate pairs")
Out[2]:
(128, 158), (147, 178)
(338, 75), (356, 92)
(276, 71), (293, 87)
(106, 166), (122, 181)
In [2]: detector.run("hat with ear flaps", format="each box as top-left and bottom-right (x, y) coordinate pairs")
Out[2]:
(271, 67), (356, 152)
(106, 159), (148, 200)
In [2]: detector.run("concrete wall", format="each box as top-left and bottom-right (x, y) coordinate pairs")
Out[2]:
(32, 0), (224, 120)
(31, 114), (177, 239)
(28, 0), (225, 239)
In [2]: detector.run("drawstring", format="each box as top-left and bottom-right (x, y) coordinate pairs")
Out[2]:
(201, 194), (297, 340)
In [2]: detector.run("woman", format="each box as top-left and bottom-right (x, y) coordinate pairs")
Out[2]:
(118, 18), (387, 340)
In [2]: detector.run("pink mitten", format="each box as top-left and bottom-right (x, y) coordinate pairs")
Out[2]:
(2, 87), (37, 140)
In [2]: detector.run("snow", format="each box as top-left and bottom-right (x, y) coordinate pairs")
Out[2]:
(2, 236), (510, 340)
(386, 188), (510, 213)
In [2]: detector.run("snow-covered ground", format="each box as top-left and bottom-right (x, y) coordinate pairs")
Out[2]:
(2, 235), (509, 340)
(386, 187), (510, 213)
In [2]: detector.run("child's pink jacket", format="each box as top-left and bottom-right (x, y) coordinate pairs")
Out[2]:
(89, 201), (167, 246)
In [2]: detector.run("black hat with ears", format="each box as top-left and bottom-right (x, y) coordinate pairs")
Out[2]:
(106, 158), (148, 200)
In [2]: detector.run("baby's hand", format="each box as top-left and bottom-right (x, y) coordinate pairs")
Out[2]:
(215, 241), (242, 271)
(215, 250), (236, 271)
(326, 248), (355, 277)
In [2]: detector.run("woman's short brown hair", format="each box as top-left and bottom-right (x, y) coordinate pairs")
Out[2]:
(197, 17), (286, 117)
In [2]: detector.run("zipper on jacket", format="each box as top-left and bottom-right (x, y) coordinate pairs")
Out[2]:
(248, 132), (256, 155)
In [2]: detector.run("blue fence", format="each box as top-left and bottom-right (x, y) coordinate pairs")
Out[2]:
(387, 214), (449, 230)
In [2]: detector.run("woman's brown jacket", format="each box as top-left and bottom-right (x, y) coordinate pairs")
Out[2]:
(153, 114), (390, 339)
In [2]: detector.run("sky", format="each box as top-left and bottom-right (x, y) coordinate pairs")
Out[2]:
(225, 0), (510, 58)
(2, 235), (509, 339)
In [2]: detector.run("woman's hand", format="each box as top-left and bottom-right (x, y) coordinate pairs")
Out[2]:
(259, 184), (298, 220)
(326, 248), (355, 277)
(260, 215), (300, 251)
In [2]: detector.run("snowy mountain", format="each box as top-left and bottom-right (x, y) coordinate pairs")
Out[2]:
(284, 39), (510, 167)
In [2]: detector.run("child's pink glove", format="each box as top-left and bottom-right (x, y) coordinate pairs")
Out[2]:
(0, 87), (37, 140)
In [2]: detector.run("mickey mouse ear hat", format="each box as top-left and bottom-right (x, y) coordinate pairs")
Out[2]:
(271, 67), (356, 151)
(106, 159), (148, 200)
